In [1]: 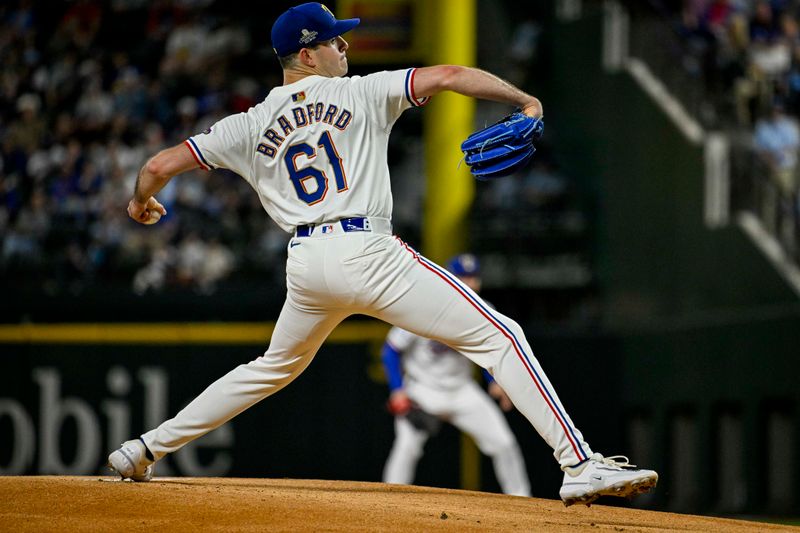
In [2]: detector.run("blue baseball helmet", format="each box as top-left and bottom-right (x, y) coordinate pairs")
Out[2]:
(446, 254), (480, 276)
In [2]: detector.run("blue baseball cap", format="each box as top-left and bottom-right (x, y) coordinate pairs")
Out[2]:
(271, 3), (360, 57)
(446, 254), (480, 277)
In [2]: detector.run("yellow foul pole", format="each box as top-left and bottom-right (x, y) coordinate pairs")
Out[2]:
(422, 0), (476, 265)
(422, 0), (480, 492)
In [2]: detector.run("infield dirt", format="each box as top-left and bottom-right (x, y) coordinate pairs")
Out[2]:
(1, 476), (796, 532)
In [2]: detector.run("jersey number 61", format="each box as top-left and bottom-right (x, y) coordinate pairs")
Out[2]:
(284, 131), (348, 205)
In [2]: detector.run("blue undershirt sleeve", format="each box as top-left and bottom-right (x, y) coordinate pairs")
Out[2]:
(381, 341), (404, 392)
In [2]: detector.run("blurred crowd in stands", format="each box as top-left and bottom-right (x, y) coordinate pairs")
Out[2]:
(663, 0), (800, 255)
(666, 0), (799, 120)
(0, 0), (317, 295)
(6, 0), (796, 309)
(0, 0), (578, 298)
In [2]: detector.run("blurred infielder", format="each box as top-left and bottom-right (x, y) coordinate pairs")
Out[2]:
(109, 2), (658, 506)
(382, 253), (531, 496)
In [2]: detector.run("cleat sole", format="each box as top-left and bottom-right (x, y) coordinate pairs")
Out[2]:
(561, 474), (658, 507)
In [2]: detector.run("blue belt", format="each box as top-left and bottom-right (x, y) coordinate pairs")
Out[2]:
(295, 217), (371, 237)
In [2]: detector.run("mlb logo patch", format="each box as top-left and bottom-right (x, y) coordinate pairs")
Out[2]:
(292, 91), (306, 102)
(321, 224), (335, 234)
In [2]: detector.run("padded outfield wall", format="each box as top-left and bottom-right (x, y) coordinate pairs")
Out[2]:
(0, 322), (623, 503)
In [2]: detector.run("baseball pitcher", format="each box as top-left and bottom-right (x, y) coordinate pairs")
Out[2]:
(109, 2), (657, 506)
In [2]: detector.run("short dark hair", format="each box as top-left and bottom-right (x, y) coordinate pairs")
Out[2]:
(278, 52), (299, 69)
(277, 41), (326, 69)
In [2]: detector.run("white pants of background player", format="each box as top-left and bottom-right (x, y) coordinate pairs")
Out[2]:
(142, 221), (594, 471)
(383, 380), (531, 496)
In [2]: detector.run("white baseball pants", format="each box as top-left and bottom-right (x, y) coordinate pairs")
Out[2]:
(383, 380), (531, 496)
(142, 225), (593, 469)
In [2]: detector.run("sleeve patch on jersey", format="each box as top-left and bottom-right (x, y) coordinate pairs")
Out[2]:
(185, 138), (214, 171)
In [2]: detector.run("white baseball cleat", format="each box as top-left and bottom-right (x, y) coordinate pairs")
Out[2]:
(559, 453), (657, 507)
(107, 439), (155, 482)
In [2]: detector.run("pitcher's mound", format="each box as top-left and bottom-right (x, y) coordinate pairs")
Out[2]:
(1, 476), (793, 532)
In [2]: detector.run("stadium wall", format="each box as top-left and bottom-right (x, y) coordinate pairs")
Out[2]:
(0, 322), (624, 502)
(540, 4), (800, 513)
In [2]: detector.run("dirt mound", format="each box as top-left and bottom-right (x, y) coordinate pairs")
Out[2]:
(1, 476), (793, 532)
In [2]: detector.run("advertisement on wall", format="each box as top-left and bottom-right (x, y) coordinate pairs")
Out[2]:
(0, 333), (395, 481)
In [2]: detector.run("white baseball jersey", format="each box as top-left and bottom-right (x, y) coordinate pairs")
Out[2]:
(387, 327), (473, 390)
(185, 69), (428, 233)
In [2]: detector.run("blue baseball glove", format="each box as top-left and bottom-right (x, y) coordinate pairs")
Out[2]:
(461, 112), (544, 180)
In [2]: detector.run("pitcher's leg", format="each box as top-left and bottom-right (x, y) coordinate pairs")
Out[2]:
(375, 240), (591, 468)
(485, 312), (592, 468)
(142, 299), (346, 460)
